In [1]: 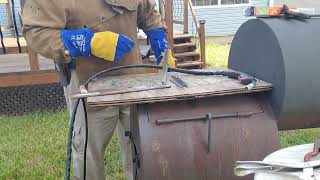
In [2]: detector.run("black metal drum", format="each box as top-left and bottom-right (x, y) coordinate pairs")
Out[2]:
(229, 18), (320, 130)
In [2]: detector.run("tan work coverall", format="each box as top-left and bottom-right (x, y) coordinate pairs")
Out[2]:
(22, 0), (165, 179)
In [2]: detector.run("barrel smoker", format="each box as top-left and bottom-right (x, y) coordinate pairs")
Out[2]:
(73, 18), (320, 180)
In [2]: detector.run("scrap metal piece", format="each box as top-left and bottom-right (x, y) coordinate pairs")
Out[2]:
(170, 75), (187, 88)
(171, 76), (188, 88)
(170, 78), (184, 88)
(162, 49), (169, 86)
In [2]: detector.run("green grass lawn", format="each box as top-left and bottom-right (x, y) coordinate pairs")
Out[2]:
(1, 44), (320, 179)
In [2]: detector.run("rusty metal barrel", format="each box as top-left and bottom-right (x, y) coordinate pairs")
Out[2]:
(130, 94), (280, 180)
(228, 18), (320, 130)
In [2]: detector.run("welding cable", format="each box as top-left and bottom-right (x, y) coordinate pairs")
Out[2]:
(65, 64), (256, 180)
(65, 99), (88, 180)
(83, 64), (256, 86)
(0, 25), (6, 54)
(10, 0), (22, 53)
(65, 98), (80, 180)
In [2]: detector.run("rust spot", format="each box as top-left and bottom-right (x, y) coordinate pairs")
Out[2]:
(152, 142), (161, 153)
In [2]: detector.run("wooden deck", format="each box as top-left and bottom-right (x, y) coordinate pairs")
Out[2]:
(0, 53), (54, 73)
(0, 51), (59, 87)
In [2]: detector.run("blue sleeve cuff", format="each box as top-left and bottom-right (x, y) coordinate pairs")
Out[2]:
(114, 34), (136, 62)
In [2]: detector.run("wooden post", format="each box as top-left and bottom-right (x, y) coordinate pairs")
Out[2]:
(183, 0), (189, 34)
(165, 0), (174, 50)
(199, 20), (206, 69)
(18, 0), (40, 71)
(27, 47), (40, 71)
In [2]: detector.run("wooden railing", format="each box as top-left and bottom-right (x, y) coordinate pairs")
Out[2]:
(19, 0), (41, 72)
(0, 0), (59, 87)
(0, 0), (40, 71)
(163, 0), (206, 67)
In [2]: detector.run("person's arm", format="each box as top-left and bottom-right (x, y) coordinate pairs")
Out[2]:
(22, 0), (69, 62)
(137, 0), (175, 67)
(137, 0), (166, 31)
(23, 0), (135, 63)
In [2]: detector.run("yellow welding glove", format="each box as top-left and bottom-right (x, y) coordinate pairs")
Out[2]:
(91, 31), (135, 62)
(159, 49), (176, 68)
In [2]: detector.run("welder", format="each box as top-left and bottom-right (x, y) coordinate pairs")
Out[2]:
(21, 0), (175, 179)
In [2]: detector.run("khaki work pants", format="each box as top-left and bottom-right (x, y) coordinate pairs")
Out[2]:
(64, 70), (133, 180)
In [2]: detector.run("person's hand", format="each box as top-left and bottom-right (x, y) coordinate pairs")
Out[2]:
(159, 49), (176, 68)
(61, 28), (135, 62)
(145, 28), (176, 68)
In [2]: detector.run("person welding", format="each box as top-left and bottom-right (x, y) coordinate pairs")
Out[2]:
(22, 0), (175, 179)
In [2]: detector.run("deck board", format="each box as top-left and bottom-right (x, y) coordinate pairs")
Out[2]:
(0, 37), (27, 54)
(0, 53), (54, 73)
(86, 71), (272, 106)
(2, 37), (27, 47)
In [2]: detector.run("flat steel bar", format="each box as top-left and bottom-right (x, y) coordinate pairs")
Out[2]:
(162, 49), (169, 85)
(71, 85), (171, 99)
